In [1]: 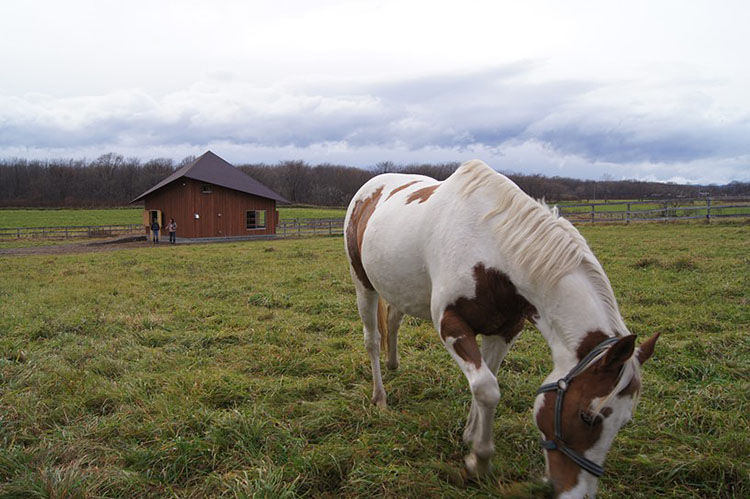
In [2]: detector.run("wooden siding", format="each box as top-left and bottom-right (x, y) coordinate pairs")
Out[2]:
(143, 179), (277, 238)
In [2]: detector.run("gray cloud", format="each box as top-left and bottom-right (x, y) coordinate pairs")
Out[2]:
(1, 65), (749, 182)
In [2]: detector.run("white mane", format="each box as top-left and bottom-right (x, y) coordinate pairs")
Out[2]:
(455, 160), (628, 336)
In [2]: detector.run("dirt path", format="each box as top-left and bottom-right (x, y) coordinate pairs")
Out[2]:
(0, 237), (156, 256)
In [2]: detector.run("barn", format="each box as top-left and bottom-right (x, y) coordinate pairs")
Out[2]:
(131, 151), (287, 240)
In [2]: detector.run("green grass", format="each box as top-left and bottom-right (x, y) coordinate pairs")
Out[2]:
(0, 224), (748, 497)
(279, 206), (347, 220)
(0, 208), (144, 228)
(0, 206), (347, 228)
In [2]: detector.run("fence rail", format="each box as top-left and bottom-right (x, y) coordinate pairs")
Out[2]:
(277, 218), (344, 238)
(557, 198), (750, 224)
(0, 224), (143, 240)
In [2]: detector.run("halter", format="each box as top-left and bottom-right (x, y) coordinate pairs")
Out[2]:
(536, 337), (620, 478)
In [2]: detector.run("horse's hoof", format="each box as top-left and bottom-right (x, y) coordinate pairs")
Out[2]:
(372, 392), (387, 408)
(464, 453), (490, 478)
(386, 360), (399, 370)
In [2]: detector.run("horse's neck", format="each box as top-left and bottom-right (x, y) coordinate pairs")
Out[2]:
(531, 265), (623, 377)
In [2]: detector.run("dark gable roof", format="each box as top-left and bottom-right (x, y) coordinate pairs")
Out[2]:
(131, 151), (288, 203)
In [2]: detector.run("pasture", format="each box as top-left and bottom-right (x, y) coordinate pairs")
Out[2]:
(0, 223), (748, 497)
(0, 206), (347, 228)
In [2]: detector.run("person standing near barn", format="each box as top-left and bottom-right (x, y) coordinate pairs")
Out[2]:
(167, 218), (177, 244)
(150, 219), (160, 244)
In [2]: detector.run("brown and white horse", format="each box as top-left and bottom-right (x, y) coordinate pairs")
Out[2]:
(344, 160), (659, 498)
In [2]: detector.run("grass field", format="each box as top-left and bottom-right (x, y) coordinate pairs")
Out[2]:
(0, 206), (347, 228)
(1, 223), (748, 497)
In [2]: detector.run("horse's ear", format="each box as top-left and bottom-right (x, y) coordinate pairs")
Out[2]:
(636, 332), (661, 364)
(601, 335), (636, 370)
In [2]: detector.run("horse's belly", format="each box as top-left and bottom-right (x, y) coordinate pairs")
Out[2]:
(372, 272), (433, 320)
(361, 224), (433, 320)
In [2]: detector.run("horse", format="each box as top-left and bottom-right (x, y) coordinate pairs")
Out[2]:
(344, 160), (659, 498)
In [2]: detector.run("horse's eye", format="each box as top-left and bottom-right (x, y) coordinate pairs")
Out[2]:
(580, 410), (603, 426)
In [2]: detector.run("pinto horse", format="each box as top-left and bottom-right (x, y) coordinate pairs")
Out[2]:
(344, 160), (659, 497)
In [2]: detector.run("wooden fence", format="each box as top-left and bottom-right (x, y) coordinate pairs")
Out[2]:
(0, 224), (143, 240)
(277, 218), (344, 237)
(556, 198), (750, 224)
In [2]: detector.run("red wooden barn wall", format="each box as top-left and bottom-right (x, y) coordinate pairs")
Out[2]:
(143, 179), (277, 238)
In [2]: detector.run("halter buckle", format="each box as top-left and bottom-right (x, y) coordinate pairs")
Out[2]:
(557, 379), (568, 392)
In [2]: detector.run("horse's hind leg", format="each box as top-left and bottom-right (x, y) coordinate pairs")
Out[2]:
(385, 304), (404, 370)
(356, 287), (387, 407)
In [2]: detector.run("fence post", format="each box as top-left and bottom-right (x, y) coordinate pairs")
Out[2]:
(706, 199), (711, 223)
(590, 204), (595, 223)
(297, 219), (301, 237)
(626, 203), (631, 224)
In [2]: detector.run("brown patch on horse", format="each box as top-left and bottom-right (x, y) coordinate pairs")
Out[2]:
(447, 264), (536, 343)
(387, 180), (422, 200)
(345, 186), (384, 290)
(440, 309), (483, 368)
(440, 264), (536, 368)
(537, 335), (637, 493)
(576, 330), (610, 361)
(406, 184), (439, 204)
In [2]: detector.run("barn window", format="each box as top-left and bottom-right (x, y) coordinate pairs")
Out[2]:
(201, 184), (212, 193)
(246, 210), (266, 229)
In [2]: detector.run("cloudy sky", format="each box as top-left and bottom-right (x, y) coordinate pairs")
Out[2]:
(1, 0), (749, 184)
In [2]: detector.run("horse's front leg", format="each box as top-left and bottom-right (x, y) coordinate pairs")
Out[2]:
(439, 309), (500, 477)
(463, 335), (514, 446)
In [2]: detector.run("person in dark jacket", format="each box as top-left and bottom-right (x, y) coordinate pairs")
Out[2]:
(151, 219), (160, 243)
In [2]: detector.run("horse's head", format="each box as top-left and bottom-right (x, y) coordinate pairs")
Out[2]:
(534, 333), (660, 498)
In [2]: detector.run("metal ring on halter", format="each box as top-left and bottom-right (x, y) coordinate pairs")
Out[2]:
(537, 337), (620, 478)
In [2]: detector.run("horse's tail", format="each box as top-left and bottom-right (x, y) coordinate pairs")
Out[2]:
(377, 297), (389, 354)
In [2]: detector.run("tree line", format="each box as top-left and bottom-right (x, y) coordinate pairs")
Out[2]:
(1, 154), (748, 208)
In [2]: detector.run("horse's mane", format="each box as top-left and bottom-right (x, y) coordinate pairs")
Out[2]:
(454, 160), (627, 336)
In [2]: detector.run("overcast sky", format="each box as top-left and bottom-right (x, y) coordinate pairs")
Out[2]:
(1, 0), (749, 184)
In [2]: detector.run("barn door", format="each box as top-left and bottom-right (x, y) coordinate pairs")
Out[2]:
(216, 210), (227, 237)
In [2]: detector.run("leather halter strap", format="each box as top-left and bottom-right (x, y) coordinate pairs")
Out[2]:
(537, 337), (620, 478)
